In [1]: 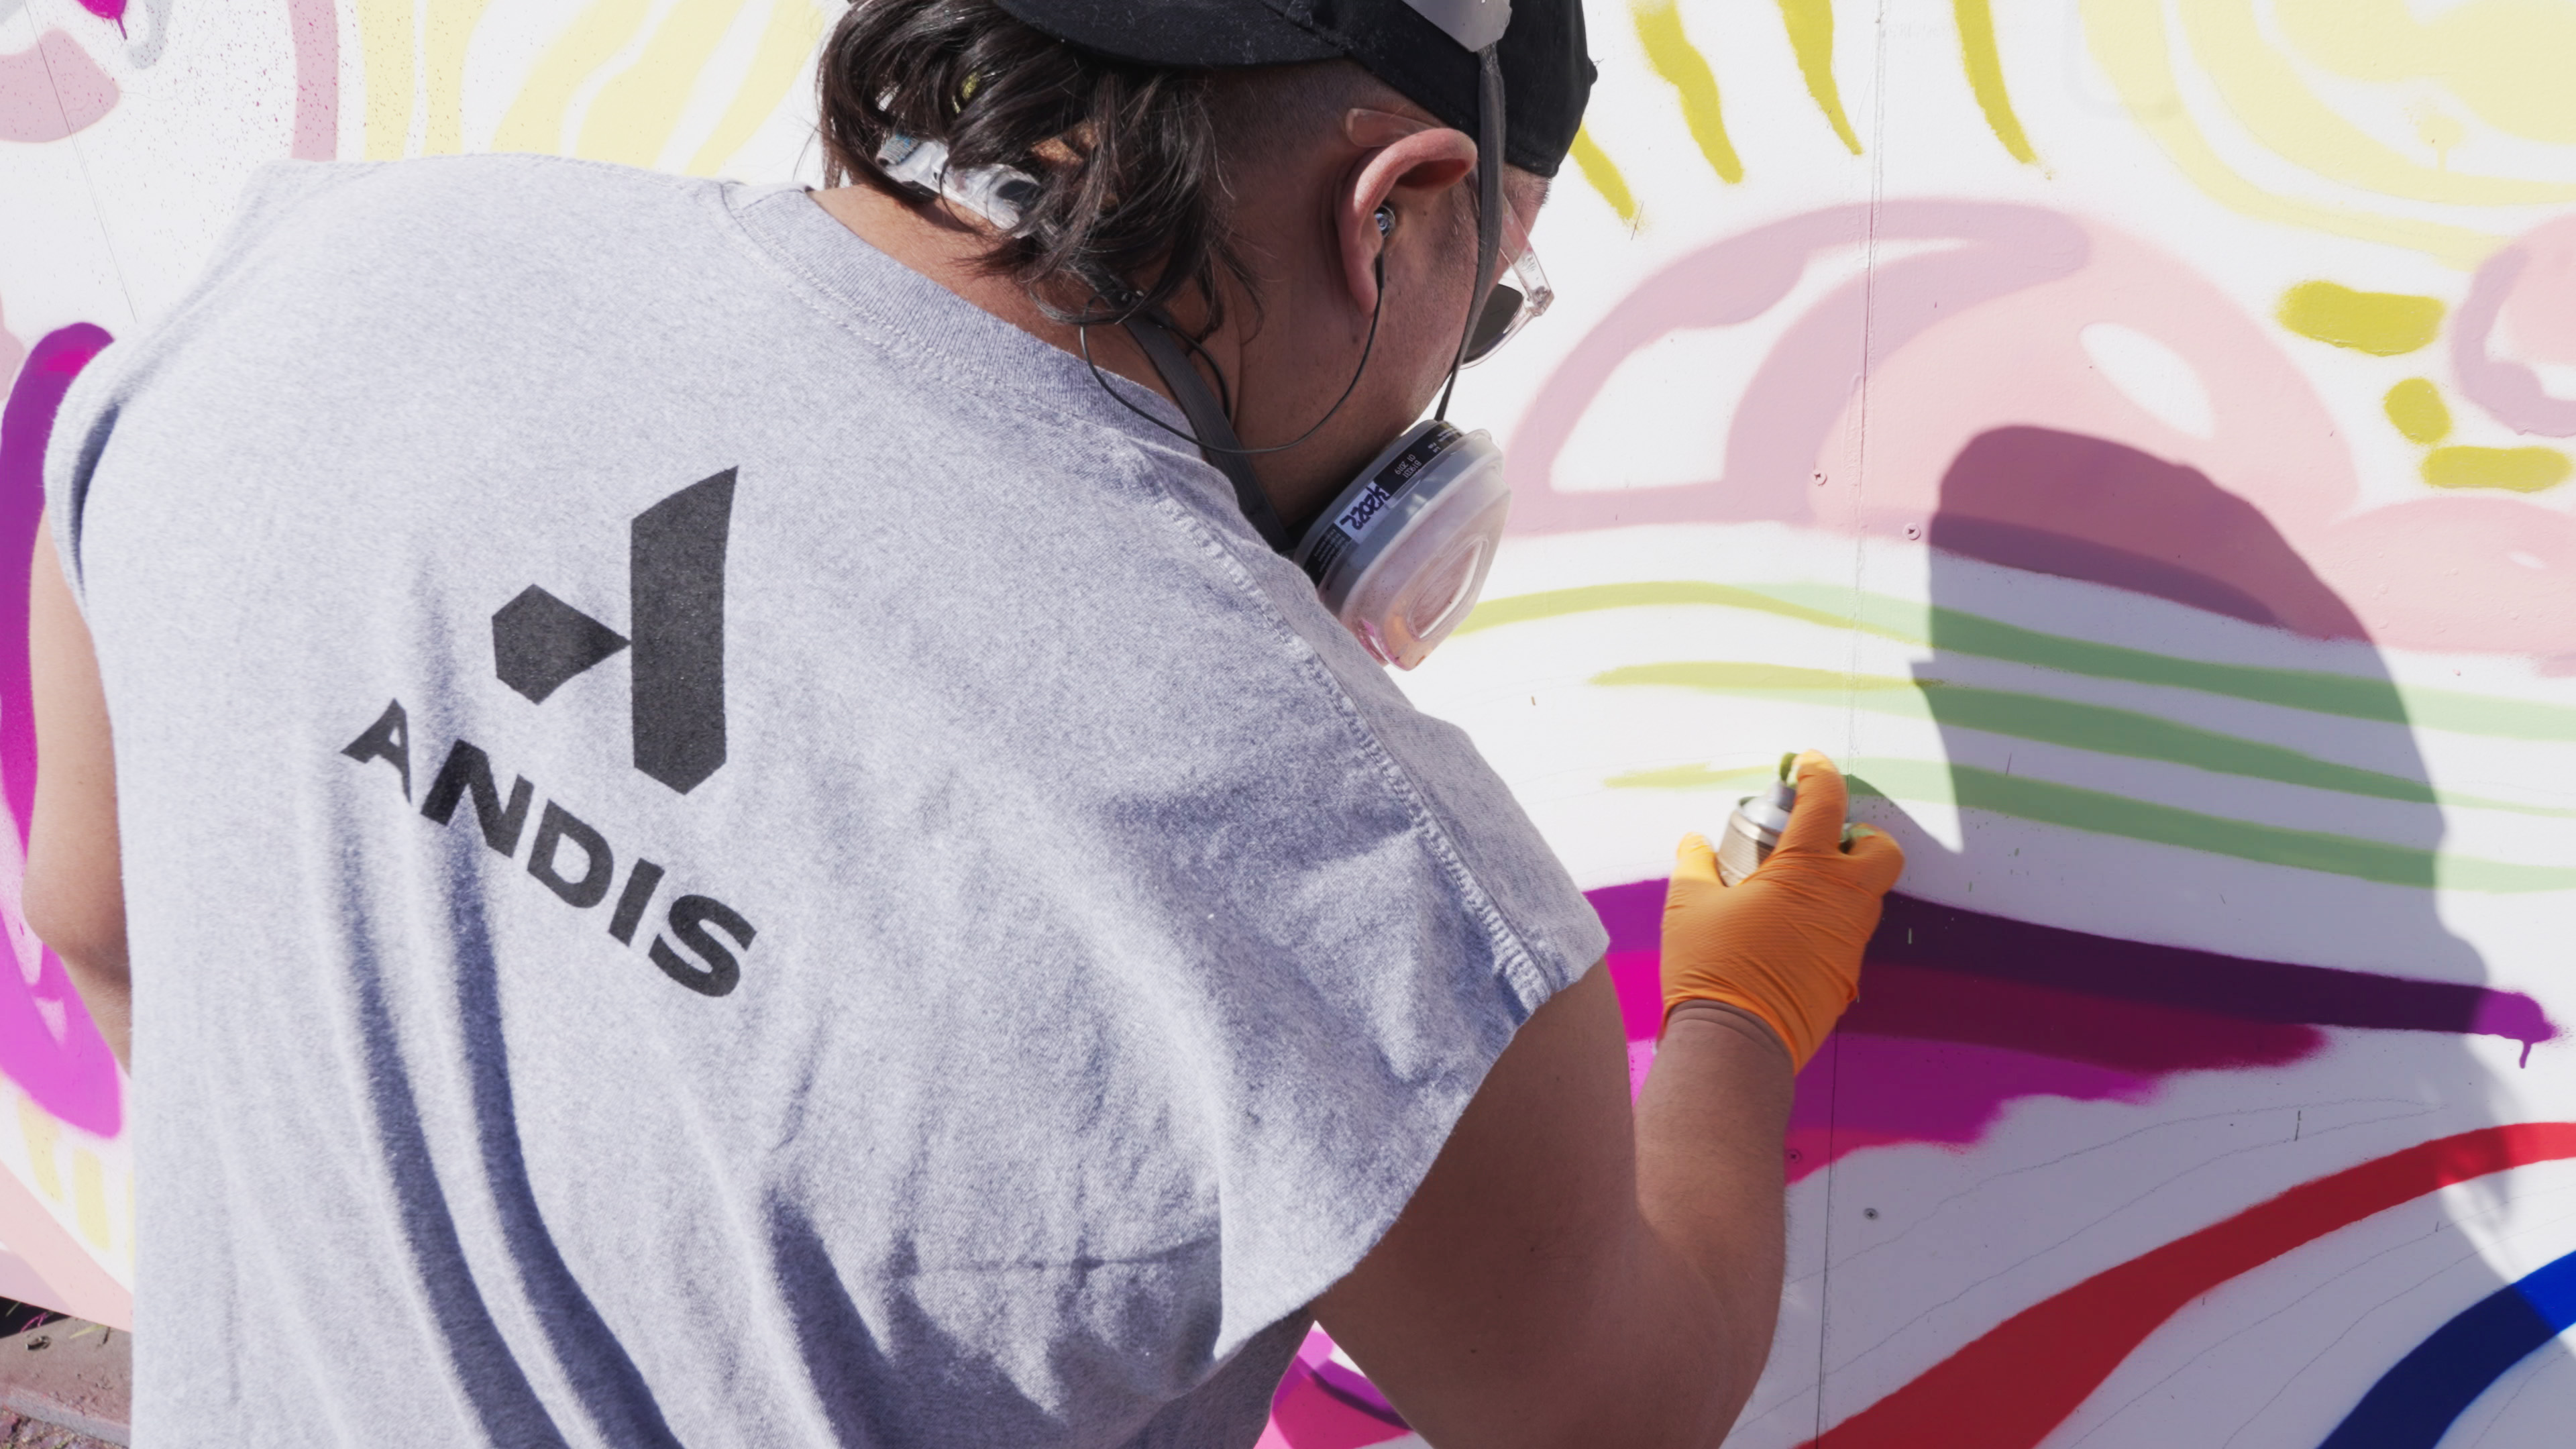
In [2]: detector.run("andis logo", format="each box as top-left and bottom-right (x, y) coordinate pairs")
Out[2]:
(338, 472), (756, 998)
(494, 468), (735, 794)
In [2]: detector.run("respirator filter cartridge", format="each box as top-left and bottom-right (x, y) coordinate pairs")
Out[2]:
(1293, 421), (1509, 669)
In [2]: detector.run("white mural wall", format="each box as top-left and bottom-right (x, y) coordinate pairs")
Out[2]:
(7, 5), (2576, 1447)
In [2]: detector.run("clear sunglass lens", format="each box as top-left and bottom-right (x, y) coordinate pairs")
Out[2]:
(1464, 282), (1525, 364)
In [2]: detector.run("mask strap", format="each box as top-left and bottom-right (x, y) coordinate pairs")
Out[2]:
(1121, 316), (1297, 553)
(1436, 45), (1507, 422)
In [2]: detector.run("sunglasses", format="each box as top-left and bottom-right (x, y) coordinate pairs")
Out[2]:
(1462, 204), (1552, 366)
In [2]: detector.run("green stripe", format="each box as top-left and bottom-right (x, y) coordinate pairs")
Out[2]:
(1608, 756), (2576, 892)
(1458, 582), (2576, 741)
(1594, 661), (2574, 817)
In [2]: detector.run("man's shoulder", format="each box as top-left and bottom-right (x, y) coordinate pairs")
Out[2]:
(226, 154), (727, 259)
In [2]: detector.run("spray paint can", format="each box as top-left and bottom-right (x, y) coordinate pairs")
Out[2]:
(1716, 753), (1802, 886)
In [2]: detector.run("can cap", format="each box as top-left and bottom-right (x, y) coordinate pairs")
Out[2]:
(1738, 778), (1795, 839)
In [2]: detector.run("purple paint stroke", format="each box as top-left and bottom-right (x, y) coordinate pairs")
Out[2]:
(1589, 881), (2554, 1177)
(1841, 959), (2324, 1075)
(1589, 877), (1666, 955)
(0, 325), (121, 1138)
(1588, 881), (2557, 1055)
(1875, 894), (2557, 1053)
(285, 0), (337, 160)
(1509, 203), (2089, 535)
(74, 1), (125, 26)
(2453, 245), (2576, 439)
(0, 30), (119, 144)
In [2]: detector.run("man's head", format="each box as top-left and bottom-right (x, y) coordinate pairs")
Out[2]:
(814, 0), (1590, 515)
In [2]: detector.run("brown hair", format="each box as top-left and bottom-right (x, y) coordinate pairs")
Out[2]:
(815, 0), (1252, 329)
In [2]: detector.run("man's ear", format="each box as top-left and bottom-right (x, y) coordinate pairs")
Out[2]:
(1338, 119), (1479, 316)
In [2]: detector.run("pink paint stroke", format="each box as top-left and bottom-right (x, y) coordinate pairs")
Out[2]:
(1262, 1328), (1411, 1449)
(1516, 201), (2576, 658)
(0, 327), (122, 1138)
(1509, 203), (2091, 536)
(0, 30), (118, 143)
(2453, 221), (2576, 438)
(285, 0), (337, 160)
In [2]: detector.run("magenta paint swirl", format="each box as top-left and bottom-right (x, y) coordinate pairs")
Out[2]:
(0, 325), (121, 1138)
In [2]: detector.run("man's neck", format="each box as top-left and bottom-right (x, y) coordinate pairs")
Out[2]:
(810, 184), (1214, 419)
(806, 183), (1371, 533)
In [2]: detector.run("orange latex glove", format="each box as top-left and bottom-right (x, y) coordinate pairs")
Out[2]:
(1662, 751), (1907, 1070)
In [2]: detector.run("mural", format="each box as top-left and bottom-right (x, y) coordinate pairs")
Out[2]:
(2, 3), (2573, 1444)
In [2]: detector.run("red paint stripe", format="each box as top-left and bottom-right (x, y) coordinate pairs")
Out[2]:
(1808, 1124), (2576, 1449)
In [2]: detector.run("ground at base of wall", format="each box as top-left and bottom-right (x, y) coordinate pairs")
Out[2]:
(0, 1410), (116, 1449)
(0, 1308), (126, 1448)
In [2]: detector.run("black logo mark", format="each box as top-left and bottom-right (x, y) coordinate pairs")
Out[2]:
(492, 470), (735, 794)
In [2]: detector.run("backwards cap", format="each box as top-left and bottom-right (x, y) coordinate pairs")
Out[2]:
(993, 0), (1594, 176)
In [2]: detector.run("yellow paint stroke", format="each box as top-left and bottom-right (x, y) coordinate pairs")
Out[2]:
(15, 1099), (60, 1202)
(2385, 378), (2453, 445)
(2424, 445), (2571, 493)
(2277, 0), (2576, 146)
(70, 1150), (109, 1251)
(2412, 101), (2467, 170)
(580, 0), (747, 168)
(2079, 0), (2504, 268)
(1632, 0), (1742, 184)
(2176, 0), (2576, 209)
(358, 0), (417, 160)
(1596, 661), (2571, 816)
(423, 0), (494, 155)
(1567, 125), (1640, 225)
(492, 0), (655, 156)
(1778, 0), (1860, 154)
(1610, 757), (2576, 893)
(686, 0), (829, 174)
(1951, 0), (2036, 164)
(2278, 280), (2445, 356)
(1456, 580), (2576, 741)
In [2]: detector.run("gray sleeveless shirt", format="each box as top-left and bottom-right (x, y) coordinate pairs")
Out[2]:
(46, 156), (1605, 1448)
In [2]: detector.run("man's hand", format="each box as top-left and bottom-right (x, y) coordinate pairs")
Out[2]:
(1662, 751), (1904, 1069)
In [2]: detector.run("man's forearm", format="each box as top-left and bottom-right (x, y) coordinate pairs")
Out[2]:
(1632, 1003), (1795, 1434)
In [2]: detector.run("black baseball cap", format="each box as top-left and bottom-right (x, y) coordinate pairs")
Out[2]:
(992, 0), (1593, 177)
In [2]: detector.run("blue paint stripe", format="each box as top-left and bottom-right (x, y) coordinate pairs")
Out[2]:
(2317, 1247), (2576, 1448)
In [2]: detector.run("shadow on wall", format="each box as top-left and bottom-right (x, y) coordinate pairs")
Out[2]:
(1512, 193), (2576, 1445)
(1795, 425), (2567, 1449)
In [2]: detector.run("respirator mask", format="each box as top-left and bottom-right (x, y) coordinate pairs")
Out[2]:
(876, 1), (1542, 669)
(1282, 187), (1548, 669)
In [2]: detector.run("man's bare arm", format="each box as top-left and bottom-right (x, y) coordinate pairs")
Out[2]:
(1313, 966), (1792, 1448)
(24, 512), (129, 1067)
(1314, 758), (1899, 1447)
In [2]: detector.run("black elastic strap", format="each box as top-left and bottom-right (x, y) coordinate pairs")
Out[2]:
(1436, 46), (1507, 421)
(1122, 315), (1297, 553)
